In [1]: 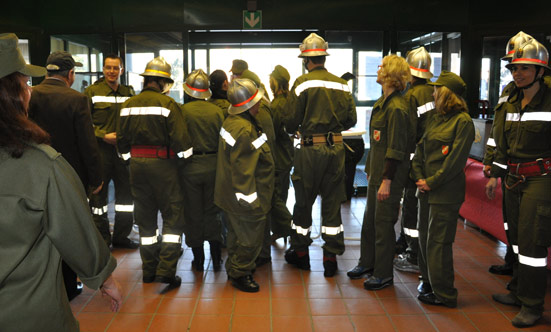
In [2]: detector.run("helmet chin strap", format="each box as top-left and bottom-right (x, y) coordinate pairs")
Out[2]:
(520, 68), (543, 90)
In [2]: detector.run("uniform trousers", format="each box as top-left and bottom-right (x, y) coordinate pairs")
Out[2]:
(401, 176), (419, 260)
(89, 140), (133, 245)
(270, 169), (292, 237)
(504, 174), (551, 314)
(130, 158), (184, 279)
(290, 144), (346, 255)
(225, 212), (266, 278)
(417, 194), (461, 307)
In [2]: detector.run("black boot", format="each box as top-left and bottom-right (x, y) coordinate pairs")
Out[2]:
(209, 241), (222, 272)
(191, 246), (205, 271)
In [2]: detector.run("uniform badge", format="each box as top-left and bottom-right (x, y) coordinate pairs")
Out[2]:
(442, 145), (449, 155)
(373, 130), (381, 142)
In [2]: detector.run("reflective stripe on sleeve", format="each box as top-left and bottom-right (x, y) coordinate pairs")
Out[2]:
(294, 80), (350, 96)
(506, 113), (520, 122)
(321, 225), (344, 236)
(291, 222), (311, 236)
(92, 205), (108, 215)
(512, 245), (519, 254)
(177, 147), (193, 159)
(235, 192), (258, 204)
(520, 112), (551, 122)
(220, 128), (236, 147)
(504, 222), (508, 231)
(518, 254), (547, 267)
(121, 152), (131, 161)
(92, 96), (131, 104)
(404, 228), (419, 238)
(162, 234), (182, 243)
(140, 230), (159, 245)
(115, 204), (134, 212)
(498, 96), (508, 104)
(410, 153), (415, 160)
(493, 161), (507, 169)
(417, 101), (435, 117)
(252, 133), (267, 149)
(486, 138), (496, 147)
(120, 106), (171, 117)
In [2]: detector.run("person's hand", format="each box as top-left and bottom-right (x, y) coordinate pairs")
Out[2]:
(92, 182), (104, 195)
(485, 177), (498, 200)
(483, 165), (491, 178)
(100, 275), (123, 312)
(377, 179), (391, 201)
(103, 132), (117, 145)
(416, 179), (430, 192)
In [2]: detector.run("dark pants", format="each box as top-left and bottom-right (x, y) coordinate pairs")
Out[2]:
(225, 212), (266, 278)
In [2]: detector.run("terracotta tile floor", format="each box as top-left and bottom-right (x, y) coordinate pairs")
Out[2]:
(72, 195), (551, 331)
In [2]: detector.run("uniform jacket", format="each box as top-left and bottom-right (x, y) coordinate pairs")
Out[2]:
(271, 94), (294, 172)
(84, 78), (134, 138)
(214, 111), (275, 215)
(117, 87), (192, 160)
(406, 79), (434, 145)
(491, 82), (551, 178)
(365, 91), (411, 187)
(0, 144), (116, 332)
(411, 109), (475, 204)
(256, 99), (277, 157)
(286, 67), (356, 135)
(29, 78), (102, 189)
(209, 97), (231, 118)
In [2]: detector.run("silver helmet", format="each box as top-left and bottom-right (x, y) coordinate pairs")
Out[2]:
(406, 46), (433, 79)
(502, 31), (534, 60)
(183, 69), (211, 99)
(227, 78), (264, 115)
(506, 38), (550, 71)
(140, 56), (174, 83)
(298, 33), (329, 58)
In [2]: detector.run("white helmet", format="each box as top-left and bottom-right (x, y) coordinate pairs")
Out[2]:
(502, 31), (534, 61)
(183, 69), (212, 99)
(506, 38), (550, 71)
(405, 46), (433, 79)
(299, 33), (329, 58)
(227, 78), (264, 115)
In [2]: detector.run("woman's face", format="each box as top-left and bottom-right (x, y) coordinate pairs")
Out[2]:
(510, 64), (538, 88)
(19, 74), (31, 112)
(376, 63), (384, 85)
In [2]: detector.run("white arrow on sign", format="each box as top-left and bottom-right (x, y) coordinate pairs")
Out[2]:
(245, 13), (259, 27)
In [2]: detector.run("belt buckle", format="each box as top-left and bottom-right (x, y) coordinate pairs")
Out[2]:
(326, 132), (335, 147)
(536, 158), (548, 176)
(303, 136), (313, 146)
(156, 146), (168, 159)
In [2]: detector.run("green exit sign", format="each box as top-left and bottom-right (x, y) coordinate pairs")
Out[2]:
(243, 10), (262, 29)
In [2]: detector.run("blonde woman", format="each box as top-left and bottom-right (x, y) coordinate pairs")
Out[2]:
(411, 71), (474, 307)
(350, 55), (413, 290)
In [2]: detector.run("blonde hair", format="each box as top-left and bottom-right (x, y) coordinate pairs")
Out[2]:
(380, 55), (411, 91)
(269, 76), (289, 97)
(434, 85), (468, 114)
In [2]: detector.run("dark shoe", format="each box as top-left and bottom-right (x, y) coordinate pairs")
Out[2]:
(347, 265), (372, 279)
(209, 241), (222, 272)
(395, 234), (407, 255)
(393, 254), (420, 273)
(492, 292), (521, 307)
(363, 276), (393, 290)
(112, 238), (139, 249)
(284, 249), (310, 270)
(255, 256), (272, 268)
(512, 307), (542, 328)
(155, 275), (182, 293)
(143, 274), (156, 283)
(230, 275), (259, 293)
(417, 281), (432, 295)
(191, 246), (205, 272)
(417, 292), (452, 307)
(323, 252), (337, 277)
(488, 263), (513, 276)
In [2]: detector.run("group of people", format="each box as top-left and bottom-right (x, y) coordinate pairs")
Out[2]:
(1, 28), (549, 330)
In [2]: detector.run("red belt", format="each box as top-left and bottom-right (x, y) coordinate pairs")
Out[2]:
(131, 145), (175, 159)
(508, 158), (551, 177)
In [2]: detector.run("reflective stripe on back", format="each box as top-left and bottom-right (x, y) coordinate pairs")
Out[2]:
(120, 106), (171, 117)
(294, 80), (350, 96)
(235, 192), (258, 204)
(92, 96), (131, 104)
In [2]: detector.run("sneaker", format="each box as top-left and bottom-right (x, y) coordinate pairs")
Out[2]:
(393, 254), (419, 273)
(284, 249), (310, 270)
(363, 275), (393, 290)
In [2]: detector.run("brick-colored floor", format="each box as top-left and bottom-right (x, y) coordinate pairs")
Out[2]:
(72, 195), (551, 332)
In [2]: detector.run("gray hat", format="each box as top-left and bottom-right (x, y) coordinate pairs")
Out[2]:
(0, 33), (46, 79)
(230, 59), (248, 75)
(46, 51), (83, 71)
(227, 78), (264, 115)
(428, 71), (466, 98)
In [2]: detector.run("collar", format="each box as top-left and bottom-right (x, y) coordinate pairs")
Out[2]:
(309, 66), (327, 73)
(509, 82), (547, 108)
(45, 77), (68, 86)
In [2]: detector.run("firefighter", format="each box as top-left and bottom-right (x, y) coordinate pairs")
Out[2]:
(412, 71), (475, 308)
(209, 69), (231, 118)
(487, 38), (551, 328)
(179, 69), (224, 272)
(214, 78), (275, 292)
(117, 56), (191, 291)
(284, 33), (356, 277)
(230, 59), (248, 81)
(85, 55), (137, 249)
(392, 47), (434, 275)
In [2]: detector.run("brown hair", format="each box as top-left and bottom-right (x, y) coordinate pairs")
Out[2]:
(434, 85), (468, 114)
(380, 55), (411, 91)
(269, 76), (289, 97)
(0, 72), (49, 158)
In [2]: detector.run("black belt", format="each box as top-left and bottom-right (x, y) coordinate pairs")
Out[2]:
(194, 151), (217, 155)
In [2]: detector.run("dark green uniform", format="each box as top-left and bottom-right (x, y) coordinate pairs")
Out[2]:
(214, 111), (275, 278)
(117, 87), (191, 281)
(0, 144), (116, 332)
(179, 100), (224, 248)
(286, 67), (356, 255)
(360, 91), (410, 279)
(210, 98), (231, 118)
(85, 79), (135, 246)
(490, 81), (551, 316)
(400, 80), (433, 261)
(411, 108), (475, 307)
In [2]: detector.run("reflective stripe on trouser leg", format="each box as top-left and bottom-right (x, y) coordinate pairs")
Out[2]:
(112, 153), (134, 243)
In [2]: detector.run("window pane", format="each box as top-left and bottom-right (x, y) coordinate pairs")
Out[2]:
(67, 42), (89, 72)
(480, 58), (490, 100)
(357, 51), (382, 101)
(50, 37), (64, 52)
(159, 50), (184, 103)
(500, 59), (512, 93)
(126, 52), (154, 94)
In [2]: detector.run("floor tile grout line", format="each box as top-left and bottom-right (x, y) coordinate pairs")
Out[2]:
(186, 259), (211, 332)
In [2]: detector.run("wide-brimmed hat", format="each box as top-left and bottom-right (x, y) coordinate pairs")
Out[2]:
(428, 70), (466, 98)
(0, 33), (46, 79)
(46, 51), (83, 72)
